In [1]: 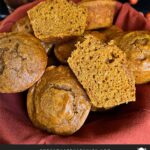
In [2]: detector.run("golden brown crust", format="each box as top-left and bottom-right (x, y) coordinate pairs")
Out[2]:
(0, 32), (47, 93)
(11, 16), (33, 34)
(86, 31), (107, 41)
(116, 31), (150, 84)
(99, 25), (124, 41)
(27, 66), (91, 135)
(54, 39), (76, 64)
(79, 0), (116, 30)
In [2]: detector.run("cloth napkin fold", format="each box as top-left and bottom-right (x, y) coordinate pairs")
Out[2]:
(0, 0), (150, 144)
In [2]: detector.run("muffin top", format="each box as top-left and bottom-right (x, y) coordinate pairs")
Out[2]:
(116, 31), (150, 84)
(27, 66), (91, 135)
(0, 32), (47, 93)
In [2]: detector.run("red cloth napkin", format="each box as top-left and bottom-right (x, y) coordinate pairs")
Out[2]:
(0, 1), (150, 144)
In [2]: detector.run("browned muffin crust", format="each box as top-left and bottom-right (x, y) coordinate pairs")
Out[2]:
(0, 32), (47, 93)
(54, 39), (77, 64)
(11, 16), (33, 34)
(79, 0), (116, 30)
(99, 25), (124, 42)
(27, 66), (91, 135)
(115, 31), (150, 84)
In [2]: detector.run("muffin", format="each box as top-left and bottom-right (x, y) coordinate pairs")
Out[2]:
(27, 66), (91, 135)
(116, 31), (150, 84)
(79, 0), (116, 30)
(0, 32), (47, 93)
(27, 0), (87, 42)
(68, 34), (136, 109)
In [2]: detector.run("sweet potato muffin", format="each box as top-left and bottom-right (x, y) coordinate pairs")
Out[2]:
(27, 66), (91, 135)
(11, 16), (33, 34)
(68, 34), (135, 109)
(79, 0), (116, 30)
(116, 31), (150, 84)
(0, 32), (47, 93)
(28, 0), (87, 42)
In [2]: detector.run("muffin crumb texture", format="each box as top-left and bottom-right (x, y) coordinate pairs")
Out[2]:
(68, 35), (136, 109)
(28, 0), (87, 42)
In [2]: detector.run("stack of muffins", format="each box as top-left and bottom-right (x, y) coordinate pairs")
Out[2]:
(0, 0), (150, 136)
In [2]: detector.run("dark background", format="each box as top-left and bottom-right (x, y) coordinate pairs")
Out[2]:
(0, 0), (150, 20)
(120, 0), (150, 14)
(0, 0), (8, 20)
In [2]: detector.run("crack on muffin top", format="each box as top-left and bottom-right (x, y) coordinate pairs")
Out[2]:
(0, 48), (9, 75)
(127, 38), (150, 63)
(116, 31), (150, 84)
(134, 38), (149, 46)
(39, 84), (76, 123)
(1, 42), (27, 77)
(28, 66), (91, 135)
(13, 42), (27, 61)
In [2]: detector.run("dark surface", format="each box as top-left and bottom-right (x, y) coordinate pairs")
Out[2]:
(0, 0), (9, 20)
(133, 0), (150, 13)
(120, 0), (150, 13)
